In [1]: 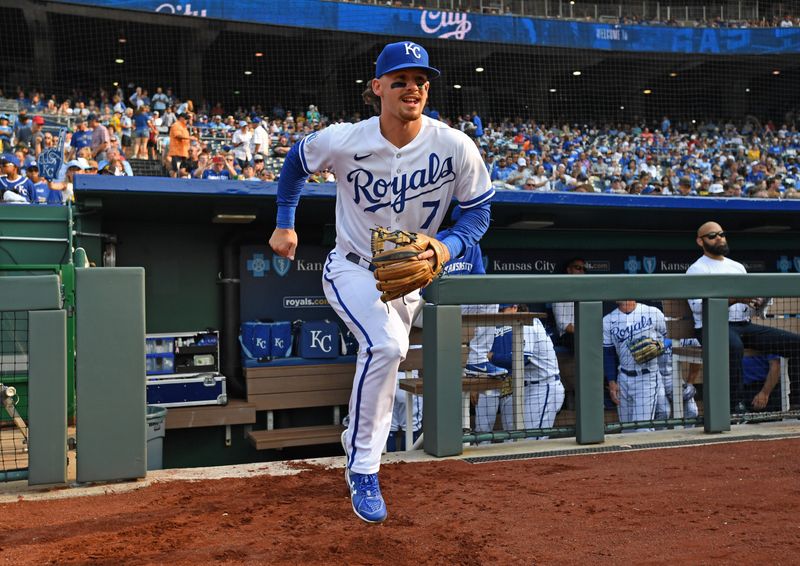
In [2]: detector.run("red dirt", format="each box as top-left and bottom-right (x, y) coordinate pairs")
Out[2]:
(2, 438), (800, 565)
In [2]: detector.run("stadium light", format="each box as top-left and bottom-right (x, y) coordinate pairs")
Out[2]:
(669, 72), (678, 77)
(234, 90), (240, 95)
(244, 71), (252, 76)
(475, 67), (484, 73)
(549, 88), (557, 93)
(255, 52), (263, 57)
(118, 38), (126, 44)
(453, 84), (462, 89)
(772, 70), (780, 75)
(572, 71), (581, 76)
(115, 58), (124, 64)
(355, 79), (364, 84)
(620, 105), (625, 109)
(643, 89), (652, 94)
(745, 88), (751, 92)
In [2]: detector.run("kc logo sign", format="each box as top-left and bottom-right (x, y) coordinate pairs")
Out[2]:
(310, 330), (333, 353)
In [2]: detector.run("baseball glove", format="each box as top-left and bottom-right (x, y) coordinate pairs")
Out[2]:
(370, 227), (450, 303)
(628, 337), (664, 364)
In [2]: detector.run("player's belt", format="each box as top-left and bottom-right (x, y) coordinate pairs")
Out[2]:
(620, 368), (651, 377)
(345, 252), (376, 272)
(525, 374), (560, 386)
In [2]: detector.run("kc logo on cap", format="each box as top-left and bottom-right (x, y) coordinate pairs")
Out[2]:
(375, 41), (441, 79)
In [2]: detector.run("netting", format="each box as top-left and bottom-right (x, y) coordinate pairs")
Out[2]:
(393, 294), (800, 447)
(0, 2), (798, 193)
(0, 311), (30, 478)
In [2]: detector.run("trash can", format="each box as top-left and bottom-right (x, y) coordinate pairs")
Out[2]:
(146, 405), (167, 471)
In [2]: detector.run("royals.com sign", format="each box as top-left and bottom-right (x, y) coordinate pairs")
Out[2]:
(240, 244), (334, 323)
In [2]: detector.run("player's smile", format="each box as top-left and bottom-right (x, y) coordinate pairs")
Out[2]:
(377, 70), (429, 123)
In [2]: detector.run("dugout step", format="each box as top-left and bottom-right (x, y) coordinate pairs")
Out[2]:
(165, 399), (256, 430)
(247, 424), (345, 450)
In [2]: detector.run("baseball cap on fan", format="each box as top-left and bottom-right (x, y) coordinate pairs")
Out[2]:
(375, 41), (440, 79)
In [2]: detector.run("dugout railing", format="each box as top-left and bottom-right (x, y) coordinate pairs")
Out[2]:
(0, 267), (148, 486)
(422, 273), (800, 457)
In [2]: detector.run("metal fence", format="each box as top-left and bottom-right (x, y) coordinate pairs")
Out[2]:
(0, 311), (29, 481)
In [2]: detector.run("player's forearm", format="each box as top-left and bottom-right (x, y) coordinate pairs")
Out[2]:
(275, 144), (310, 229)
(760, 361), (781, 396)
(444, 201), (490, 259)
(603, 346), (618, 381)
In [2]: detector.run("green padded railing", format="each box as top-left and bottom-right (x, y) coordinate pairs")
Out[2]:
(422, 273), (800, 457)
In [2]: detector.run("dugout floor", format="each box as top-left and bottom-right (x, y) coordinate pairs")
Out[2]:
(2, 418), (800, 504)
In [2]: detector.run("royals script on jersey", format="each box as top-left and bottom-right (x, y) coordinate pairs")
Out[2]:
(297, 115), (493, 259)
(602, 303), (667, 371)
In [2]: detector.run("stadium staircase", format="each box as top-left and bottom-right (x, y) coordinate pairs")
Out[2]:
(128, 158), (169, 177)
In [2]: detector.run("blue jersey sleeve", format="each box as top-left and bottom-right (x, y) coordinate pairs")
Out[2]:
(491, 329), (513, 370)
(440, 200), (490, 260)
(275, 143), (310, 228)
(603, 346), (618, 382)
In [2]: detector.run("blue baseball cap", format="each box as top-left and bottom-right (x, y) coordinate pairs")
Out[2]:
(375, 41), (440, 79)
(1, 153), (20, 168)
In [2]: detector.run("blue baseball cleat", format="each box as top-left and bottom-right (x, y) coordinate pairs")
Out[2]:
(346, 471), (387, 523)
(464, 362), (508, 378)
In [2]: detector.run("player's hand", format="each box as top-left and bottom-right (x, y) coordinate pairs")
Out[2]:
(269, 228), (298, 260)
(751, 391), (769, 410)
(417, 249), (435, 261)
(608, 380), (620, 405)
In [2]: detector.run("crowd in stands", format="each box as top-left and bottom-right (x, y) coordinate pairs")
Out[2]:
(343, 0), (798, 28)
(1, 84), (800, 203)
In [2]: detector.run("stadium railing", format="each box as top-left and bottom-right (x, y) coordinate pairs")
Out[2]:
(421, 272), (800, 457)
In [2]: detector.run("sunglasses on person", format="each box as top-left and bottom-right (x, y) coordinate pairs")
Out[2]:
(700, 231), (726, 240)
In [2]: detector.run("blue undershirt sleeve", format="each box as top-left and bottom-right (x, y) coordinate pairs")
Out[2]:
(603, 346), (618, 383)
(440, 201), (490, 259)
(275, 144), (310, 229)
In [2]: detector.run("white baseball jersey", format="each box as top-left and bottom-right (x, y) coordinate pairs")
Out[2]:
(551, 301), (574, 337)
(298, 115), (493, 260)
(686, 254), (749, 328)
(493, 321), (560, 381)
(603, 303), (667, 374)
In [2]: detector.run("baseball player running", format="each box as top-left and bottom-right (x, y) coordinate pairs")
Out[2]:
(475, 304), (564, 438)
(269, 41), (494, 523)
(603, 300), (670, 431)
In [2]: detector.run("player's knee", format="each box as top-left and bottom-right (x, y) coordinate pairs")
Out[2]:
(371, 336), (407, 362)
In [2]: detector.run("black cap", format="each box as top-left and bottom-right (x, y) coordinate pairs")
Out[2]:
(87, 113), (99, 122)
